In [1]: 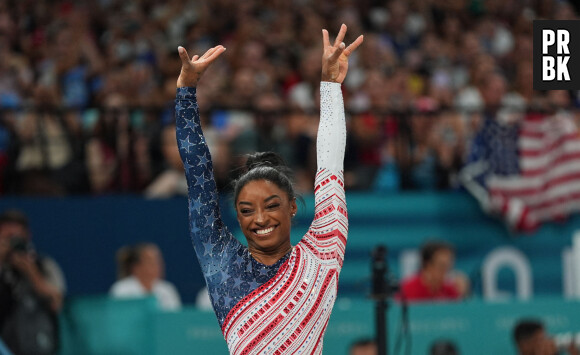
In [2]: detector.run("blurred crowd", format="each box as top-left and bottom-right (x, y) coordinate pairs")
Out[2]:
(0, 0), (578, 196)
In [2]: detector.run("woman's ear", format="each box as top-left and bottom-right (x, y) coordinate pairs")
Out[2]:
(291, 198), (298, 217)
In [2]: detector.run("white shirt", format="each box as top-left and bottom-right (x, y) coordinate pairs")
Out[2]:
(109, 276), (182, 311)
(195, 285), (213, 311)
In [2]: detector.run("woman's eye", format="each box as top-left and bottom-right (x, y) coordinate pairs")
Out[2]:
(240, 209), (252, 214)
(267, 204), (280, 209)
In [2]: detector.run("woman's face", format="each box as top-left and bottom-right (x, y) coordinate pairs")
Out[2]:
(134, 246), (164, 281)
(236, 180), (297, 254)
(424, 249), (454, 289)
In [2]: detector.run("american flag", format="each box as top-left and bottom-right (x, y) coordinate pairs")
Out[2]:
(461, 111), (580, 231)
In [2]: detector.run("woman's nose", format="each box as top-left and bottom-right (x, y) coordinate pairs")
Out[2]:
(255, 209), (267, 225)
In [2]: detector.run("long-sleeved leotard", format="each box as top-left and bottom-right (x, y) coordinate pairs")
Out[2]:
(176, 81), (348, 355)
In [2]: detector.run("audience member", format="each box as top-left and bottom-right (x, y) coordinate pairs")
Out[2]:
(399, 240), (467, 302)
(0, 209), (66, 355)
(513, 319), (579, 355)
(349, 338), (378, 355)
(144, 123), (187, 198)
(195, 285), (213, 311)
(430, 339), (460, 355)
(0, 1), (577, 195)
(109, 242), (181, 311)
(85, 93), (152, 194)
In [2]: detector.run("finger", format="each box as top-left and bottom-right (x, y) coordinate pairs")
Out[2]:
(201, 45), (225, 60)
(322, 29), (330, 48)
(334, 24), (347, 47)
(191, 55), (199, 62)
(178, 46), (191, 65)
(329, 42), (345, 62)
(344, 35), (364, 56)
(205, 46), (226, 63)
(200, 46), (217, 60)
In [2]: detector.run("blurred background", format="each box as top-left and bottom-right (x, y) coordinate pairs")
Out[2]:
(1, 0), (580, 354)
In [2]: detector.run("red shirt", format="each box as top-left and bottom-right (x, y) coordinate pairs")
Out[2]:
(399, 274), (460, 302)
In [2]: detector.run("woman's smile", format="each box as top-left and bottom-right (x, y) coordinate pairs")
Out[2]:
(236, 180), (296, 260)
(254, 225), (277, 236)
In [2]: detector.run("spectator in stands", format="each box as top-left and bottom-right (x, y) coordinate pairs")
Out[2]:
(36, 16), (104, 109)
(1, 0), (579, 195)
(281, 107), (318, 194)
(0, 32), (32, 109)
(513, 319), (579, 355)
(399, 97), (441, 190)
(430, 110), (465, 190)
(430, 339), (460, 355)
(85, 93), (128, 194)
(13, 99), (87, 195)
(349, 338), (377, 355)
(85, 93), (152, 194)
(0, 209), (65, 355)
(0, 112), (19, 195)
(110, 242), (181, 311)
(144, 123), (187, 198)
(399, 240), (467, 302)
(195, 285), (213, 311)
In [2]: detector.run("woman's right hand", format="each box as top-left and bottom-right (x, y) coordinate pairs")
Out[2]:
(177, 45), (226, 88)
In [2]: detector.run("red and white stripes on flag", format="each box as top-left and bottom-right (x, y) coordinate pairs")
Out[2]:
(486, 112), (580, 230)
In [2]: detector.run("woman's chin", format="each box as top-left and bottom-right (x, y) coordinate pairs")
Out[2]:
(250, 238), (286, 254)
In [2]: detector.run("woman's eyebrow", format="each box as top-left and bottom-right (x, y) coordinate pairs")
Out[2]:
(264, 195), (281, 202)
(238, 195), (280, 206)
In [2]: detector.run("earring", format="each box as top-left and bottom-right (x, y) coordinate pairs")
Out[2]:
(292, 213), (296, 217)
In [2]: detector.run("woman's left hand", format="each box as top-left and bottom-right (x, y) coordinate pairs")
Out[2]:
(321, 24), (364, 84)
(177, 45), (226, 88)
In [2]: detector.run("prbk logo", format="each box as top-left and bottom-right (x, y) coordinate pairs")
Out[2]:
(534, 21), (580, 90)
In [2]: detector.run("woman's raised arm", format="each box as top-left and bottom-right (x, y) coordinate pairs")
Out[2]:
(175, 46), (240, 282)
(310, 25), (363, 261)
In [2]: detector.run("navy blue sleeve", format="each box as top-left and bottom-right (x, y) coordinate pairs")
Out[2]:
(175, 87), (241, 284)
(176, 87), (290, 327)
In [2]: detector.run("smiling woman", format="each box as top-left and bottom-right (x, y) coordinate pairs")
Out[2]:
(176, 24), (363, 355)
(233, 153), (298, 265)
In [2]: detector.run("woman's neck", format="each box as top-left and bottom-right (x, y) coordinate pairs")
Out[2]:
(420, 271), (442, 293)
(136, 275), (155, 292)
(249, 245), (292, 266)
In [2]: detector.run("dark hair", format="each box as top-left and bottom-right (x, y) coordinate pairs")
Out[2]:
(420, 240), (454, 269)
(0, 209), (30, 230)
(430, 339), (459, 355)
(233, 152), (297, 205)
(116, 243), (157, 279)
(513, 319), (544, 345)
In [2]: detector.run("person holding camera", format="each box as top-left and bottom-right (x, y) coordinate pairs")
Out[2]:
(0, 209), (66, 355)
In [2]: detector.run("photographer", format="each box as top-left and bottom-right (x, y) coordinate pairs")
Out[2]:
(0, 209), (66, 355)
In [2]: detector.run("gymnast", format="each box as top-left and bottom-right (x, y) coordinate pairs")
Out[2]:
(176, 24), (363, 354)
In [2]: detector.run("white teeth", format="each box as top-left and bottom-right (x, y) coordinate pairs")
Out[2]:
(256, 227), (274, 235)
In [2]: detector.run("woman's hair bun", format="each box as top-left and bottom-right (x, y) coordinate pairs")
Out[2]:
(244, 152), (287, 172)
(233, 151), (301, 205)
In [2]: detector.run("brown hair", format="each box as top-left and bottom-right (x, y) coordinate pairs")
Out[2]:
(0, 209), (30, 230)
(115, 243), (157, 279)
(420, 240), (454, 269)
